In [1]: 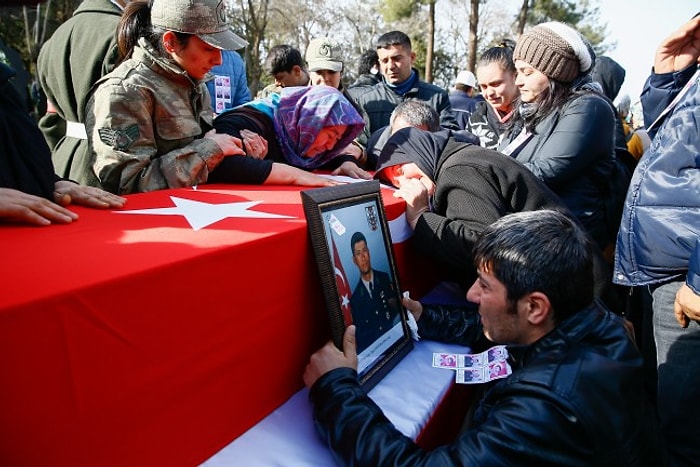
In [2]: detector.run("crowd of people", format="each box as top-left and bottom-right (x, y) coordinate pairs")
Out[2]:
(2, 0), (699, 464)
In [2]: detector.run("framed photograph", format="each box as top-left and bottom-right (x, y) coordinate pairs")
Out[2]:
(301, 180), (413, 391)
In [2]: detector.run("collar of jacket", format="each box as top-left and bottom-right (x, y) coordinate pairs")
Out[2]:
(383, 68), (420, 97)
(73, 0), (123, 17)
(506, 301), (605, 369)
(134, 37), (205, 90)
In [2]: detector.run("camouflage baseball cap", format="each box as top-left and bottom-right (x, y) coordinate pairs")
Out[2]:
(151, 0), (248, 51)
(305, 37), (343, 72)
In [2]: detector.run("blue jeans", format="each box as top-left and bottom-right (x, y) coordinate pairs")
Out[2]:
(652, 279), (700, 466)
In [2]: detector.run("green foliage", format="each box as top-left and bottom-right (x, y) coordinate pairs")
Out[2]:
(0, 0), (615, 95)
(526, 0), (611, 53)
(410, 33), (427, 78)
(430, 47), (457, 88)
(0, 7), (32, 68)
(528, 0), (584, 25)
(381, 0), (419, 23)
(0, 0), (81, 73)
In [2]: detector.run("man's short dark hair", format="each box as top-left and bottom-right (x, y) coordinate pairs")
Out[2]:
(264, 44), (305, 75)
(358, 49), (379, 75)
(376, 31), (411, 51)
(350, 231), (367, 254)
(473, 210), (594, 322)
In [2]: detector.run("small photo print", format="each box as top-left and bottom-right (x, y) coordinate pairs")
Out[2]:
(433, 353), (457, 369)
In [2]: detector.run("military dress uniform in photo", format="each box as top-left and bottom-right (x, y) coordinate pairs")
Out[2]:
(349, 269), (401, 352)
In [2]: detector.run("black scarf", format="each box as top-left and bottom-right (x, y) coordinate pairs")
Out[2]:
(375, 127), (452, 182)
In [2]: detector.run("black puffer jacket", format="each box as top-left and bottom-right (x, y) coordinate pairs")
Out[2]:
(309, 301), (661, 466)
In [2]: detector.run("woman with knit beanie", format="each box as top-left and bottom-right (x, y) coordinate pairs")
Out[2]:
(499, 22), (616, 251)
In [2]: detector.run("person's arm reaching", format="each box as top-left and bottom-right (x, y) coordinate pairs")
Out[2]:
(641, 15), (700, 139)
(264, 163), (339, 187)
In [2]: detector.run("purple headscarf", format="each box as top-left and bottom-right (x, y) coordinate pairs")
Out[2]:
(273, 86), (365, 169)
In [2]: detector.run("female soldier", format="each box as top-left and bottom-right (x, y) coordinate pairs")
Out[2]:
(86, 0), (248, 194)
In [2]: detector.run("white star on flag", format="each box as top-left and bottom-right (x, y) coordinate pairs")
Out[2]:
(116, 196), (294, 231)
(336, 266), (351, 310)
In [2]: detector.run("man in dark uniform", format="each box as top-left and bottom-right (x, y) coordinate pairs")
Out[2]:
(348, 231), (400, 352)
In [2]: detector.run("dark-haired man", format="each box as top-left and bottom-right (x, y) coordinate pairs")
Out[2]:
(257, 44), (310, 98)
(304, 210), (660, 466)
(349, 49), (381, 88)
(348, 231), (400, 353)
(347, 30), (458, 135)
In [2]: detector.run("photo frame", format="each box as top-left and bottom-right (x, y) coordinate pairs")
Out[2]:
(301, 180), (413, 391)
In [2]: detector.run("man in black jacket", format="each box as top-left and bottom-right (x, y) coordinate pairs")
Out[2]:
(304, 209), (660, 466)
(347, 31), (458, 138)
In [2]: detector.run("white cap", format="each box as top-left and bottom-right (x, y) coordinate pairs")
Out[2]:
(455, 70), (476, 87)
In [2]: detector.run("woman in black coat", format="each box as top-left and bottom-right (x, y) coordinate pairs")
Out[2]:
(376, 126), (618, 309)
(375, 127), (567, 284)
(500, 22), (617, 249)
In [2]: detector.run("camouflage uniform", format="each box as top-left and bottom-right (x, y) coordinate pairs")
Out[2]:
(85, 38), (223, 194)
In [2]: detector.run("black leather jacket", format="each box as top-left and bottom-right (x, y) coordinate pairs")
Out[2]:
(309, 301), (661, 466)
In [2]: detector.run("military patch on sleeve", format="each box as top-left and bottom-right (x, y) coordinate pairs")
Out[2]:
(98, 124), (140, 151)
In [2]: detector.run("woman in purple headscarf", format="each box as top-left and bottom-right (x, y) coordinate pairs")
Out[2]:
(212, 85), (368, 186)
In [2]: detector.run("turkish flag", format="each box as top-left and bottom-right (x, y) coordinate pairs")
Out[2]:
(332, 235), (353, 326)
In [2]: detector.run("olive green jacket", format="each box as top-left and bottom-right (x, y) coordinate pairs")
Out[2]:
(37, 0), (123, 184)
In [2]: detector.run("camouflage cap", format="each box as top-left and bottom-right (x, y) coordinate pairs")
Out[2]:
(151, 0), (248, 51)
(305, 37), (343, 72)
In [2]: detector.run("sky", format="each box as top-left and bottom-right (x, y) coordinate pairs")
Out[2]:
(596, 0), (698, 104)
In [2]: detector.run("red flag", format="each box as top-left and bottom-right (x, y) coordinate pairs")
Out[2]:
(332, 235), (353, 325)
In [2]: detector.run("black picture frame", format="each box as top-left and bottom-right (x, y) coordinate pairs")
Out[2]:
(301, 180), (413, 391)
